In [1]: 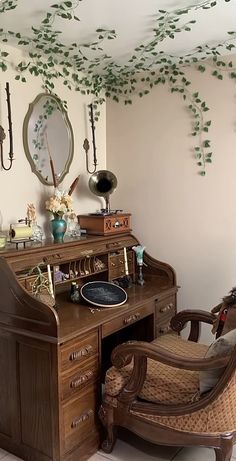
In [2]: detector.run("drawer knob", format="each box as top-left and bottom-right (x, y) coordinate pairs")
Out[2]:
(70, 371), (93, 389)
(123, 313), (141, 325)
(160, 303), (173, 313)
(69, 345), (93, 361)
(71, 409), (93, 429)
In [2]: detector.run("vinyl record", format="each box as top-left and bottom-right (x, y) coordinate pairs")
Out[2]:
(80, 281), (128, 308)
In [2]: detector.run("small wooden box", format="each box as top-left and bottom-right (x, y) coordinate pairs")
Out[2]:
(78, 213), (131, 235)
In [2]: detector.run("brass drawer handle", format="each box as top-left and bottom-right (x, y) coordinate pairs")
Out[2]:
(71, 409), (93, 429)
(43, 254), (62, 263)
(123, 313), (141, 325)
(70, 371), (93, 389)
(69, 345), (93, 361)
(160, 303), (174, 313)
(106, 242), (119, 248)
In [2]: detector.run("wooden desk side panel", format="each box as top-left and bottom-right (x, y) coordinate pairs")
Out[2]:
(0, 331), (60, 461)
(0, 331), (17, 441)
(0, 258), (59, 340)
(143, 251), (176, 286)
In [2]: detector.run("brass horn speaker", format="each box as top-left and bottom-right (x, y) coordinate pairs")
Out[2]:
(89, 170), (117, 212)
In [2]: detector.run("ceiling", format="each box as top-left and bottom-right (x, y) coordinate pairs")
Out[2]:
(1, 0), (236, 61)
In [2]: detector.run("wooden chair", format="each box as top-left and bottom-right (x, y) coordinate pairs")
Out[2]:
(99, 310), (236, 461)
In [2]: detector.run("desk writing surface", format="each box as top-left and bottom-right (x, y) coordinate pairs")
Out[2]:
(56, 276), (174, 342)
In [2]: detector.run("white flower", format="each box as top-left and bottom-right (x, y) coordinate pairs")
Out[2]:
(45, 192), (73, 216)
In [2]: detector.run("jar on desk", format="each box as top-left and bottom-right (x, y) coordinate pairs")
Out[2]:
(0, 233), (7, 249)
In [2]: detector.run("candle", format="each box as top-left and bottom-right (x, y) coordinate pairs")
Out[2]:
(47, 264), (54, 299)
(123, 247), (129, 275)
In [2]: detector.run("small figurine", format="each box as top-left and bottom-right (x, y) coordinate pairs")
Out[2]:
(26, 203), (43, 242)
(54, 266), (63, 283)
(70, 282), (81, 303)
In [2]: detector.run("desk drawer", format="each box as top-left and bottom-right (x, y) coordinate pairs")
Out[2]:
(155, 296), (176, 320)
(155, 295), (176, 337)
(102, 302), (154, 338)
(109, 252), (134, 269)
(60, 331), (98, 372)
(62, 384), (96, 454)
(61, 357), (98, 401)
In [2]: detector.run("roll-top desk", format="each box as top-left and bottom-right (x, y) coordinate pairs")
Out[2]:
(0, 233), (177, 461)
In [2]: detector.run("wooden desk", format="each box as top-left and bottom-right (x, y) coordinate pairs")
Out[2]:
(0, 233), (177, 461)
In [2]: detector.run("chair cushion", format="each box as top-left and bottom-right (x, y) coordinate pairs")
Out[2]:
(199, 328), (236, 394)
(105, 334), (208, 405)
(131, 371), (236, 434)
(104, 333), (236, 435)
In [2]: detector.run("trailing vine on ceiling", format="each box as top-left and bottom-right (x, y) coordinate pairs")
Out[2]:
(0, 0), (235, 175)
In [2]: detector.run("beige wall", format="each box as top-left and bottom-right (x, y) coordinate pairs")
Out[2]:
(0, 44), (106, 237)
(106, 62), (236, 342)
(1, 44), (236, 342)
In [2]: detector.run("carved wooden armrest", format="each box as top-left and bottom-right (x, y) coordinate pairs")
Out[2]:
(112, 340), (228, 372)
(111, 340), (230, 415)
(171, 309), (216, 342)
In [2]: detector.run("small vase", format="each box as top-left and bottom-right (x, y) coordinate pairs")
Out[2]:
(51, 214), (67, 243)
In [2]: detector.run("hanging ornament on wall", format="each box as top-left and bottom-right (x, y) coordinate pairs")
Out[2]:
(83, 103), (98, 174)
(0, 82), (14, 171)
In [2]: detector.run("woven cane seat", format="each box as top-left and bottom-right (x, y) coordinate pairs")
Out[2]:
(105, 334), (207, 405)
(104, 333), (236, 434)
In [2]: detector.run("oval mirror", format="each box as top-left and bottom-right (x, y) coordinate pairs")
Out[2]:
(23, 93), (74, 186)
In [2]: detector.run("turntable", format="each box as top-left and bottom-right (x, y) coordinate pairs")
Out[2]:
(78, 170), (131, 235)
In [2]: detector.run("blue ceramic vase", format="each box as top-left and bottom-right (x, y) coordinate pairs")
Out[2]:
(51, 214), (67, 243)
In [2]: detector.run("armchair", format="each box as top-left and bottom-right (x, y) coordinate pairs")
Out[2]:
(99, 309), (236, 461)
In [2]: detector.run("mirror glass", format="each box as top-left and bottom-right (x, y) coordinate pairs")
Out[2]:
(23, 93), (74, 185)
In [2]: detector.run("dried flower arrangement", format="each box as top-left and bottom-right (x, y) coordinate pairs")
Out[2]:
(45, 189), (73, 218)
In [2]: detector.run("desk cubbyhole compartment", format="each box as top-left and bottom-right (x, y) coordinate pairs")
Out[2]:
(53, 254), (108, 287)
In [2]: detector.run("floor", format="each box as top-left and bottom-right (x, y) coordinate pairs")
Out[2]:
(1, 430), (236, 461)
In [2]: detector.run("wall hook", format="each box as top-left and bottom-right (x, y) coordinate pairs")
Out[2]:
(0, 82), (14, 171)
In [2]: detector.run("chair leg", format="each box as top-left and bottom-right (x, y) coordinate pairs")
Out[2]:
(214, 435), (233, 461)
(99, 404), (117, 453)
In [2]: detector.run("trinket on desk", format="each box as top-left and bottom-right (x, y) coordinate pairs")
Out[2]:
(70, 281), (82, 303)
(132, 245), (146, 286)
(9, 218), (33, 248)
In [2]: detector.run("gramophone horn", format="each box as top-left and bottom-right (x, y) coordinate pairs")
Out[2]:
(89, 170), (117, 211)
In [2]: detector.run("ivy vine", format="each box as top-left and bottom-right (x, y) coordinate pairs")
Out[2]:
(0, 0), (235, 175)
(32, 97), (59, 153)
